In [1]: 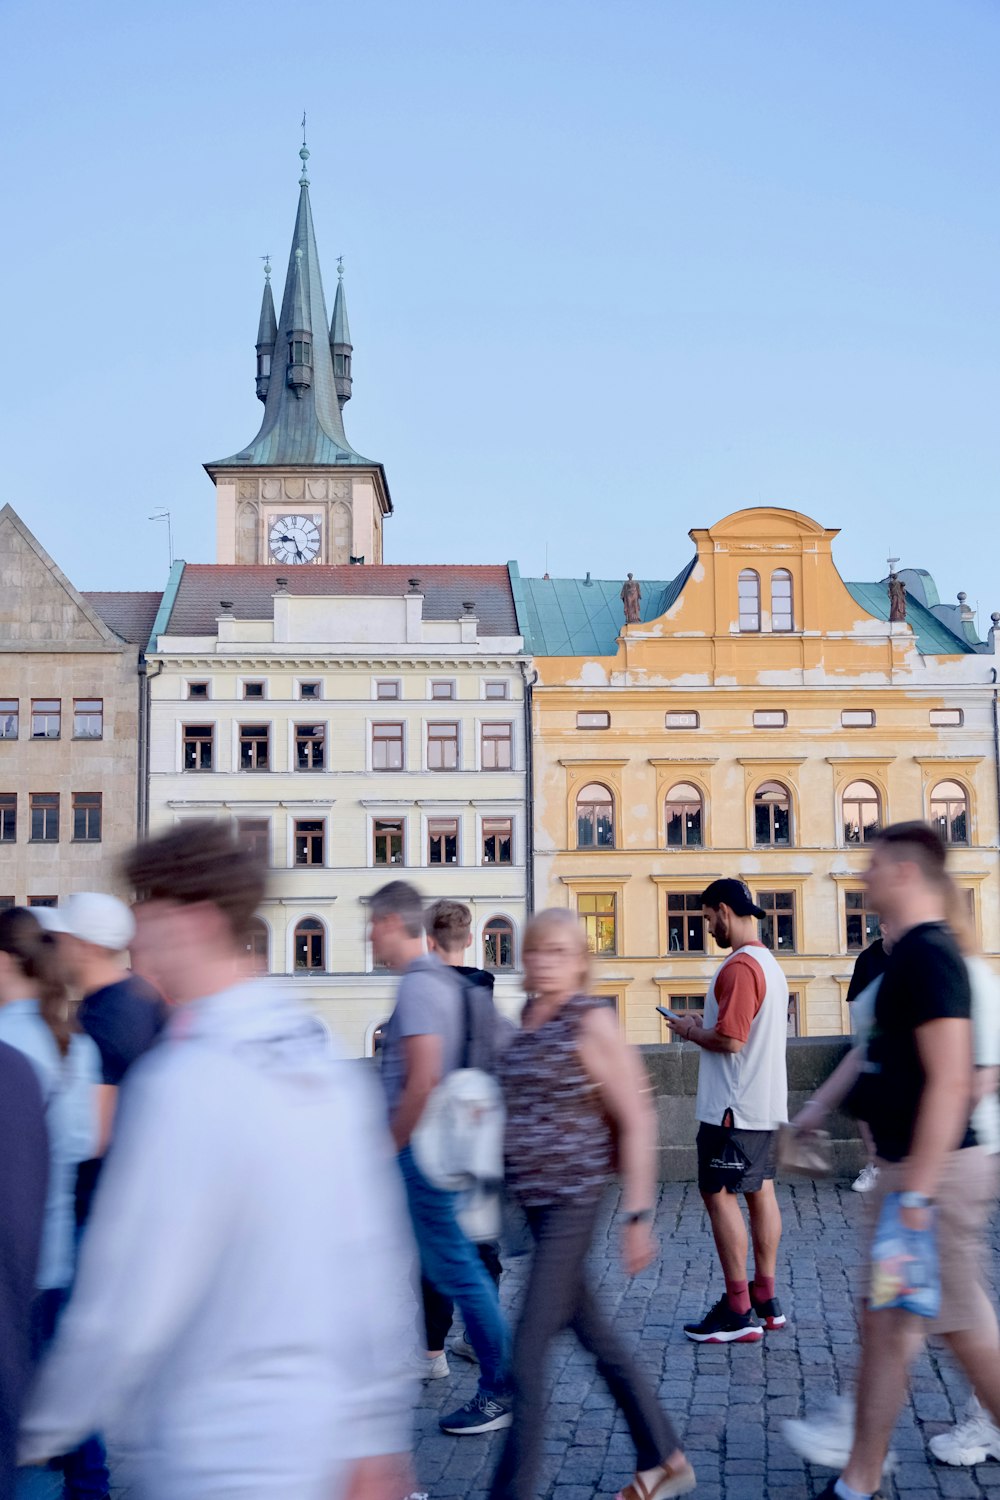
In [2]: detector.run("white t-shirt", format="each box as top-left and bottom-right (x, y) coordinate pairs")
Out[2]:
(695, 943), (789, 1131)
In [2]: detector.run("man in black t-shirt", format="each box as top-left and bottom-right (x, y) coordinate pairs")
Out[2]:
(820, 823), (1000, 1500)
(845, 933), (889, 1006)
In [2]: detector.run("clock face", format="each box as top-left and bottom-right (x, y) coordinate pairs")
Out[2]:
(268, 514), (322, 565)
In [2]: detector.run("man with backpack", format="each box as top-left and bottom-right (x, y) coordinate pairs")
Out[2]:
(422, 901), (510, 1374)
(370, 882), (512, 1436)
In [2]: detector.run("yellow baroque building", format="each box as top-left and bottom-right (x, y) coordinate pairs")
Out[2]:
(512, 506), (1000, 1043)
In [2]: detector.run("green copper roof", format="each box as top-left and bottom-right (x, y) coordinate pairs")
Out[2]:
(255, 275), (277, 349)
(208, 170), (378, 471)
(844, 582), (976, 655)
(510, 562), (976, 658)
(509, 562), (692, 656)
(331, 263), (351, 346)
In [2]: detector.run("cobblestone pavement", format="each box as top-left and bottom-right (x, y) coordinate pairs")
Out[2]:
(94, 1180), (999, 1499)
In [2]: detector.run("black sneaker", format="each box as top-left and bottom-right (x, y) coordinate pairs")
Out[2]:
(751, 1292), (787, 1331)
(439, 1392), (513, 1435)
(683, 1294), (763, 1344)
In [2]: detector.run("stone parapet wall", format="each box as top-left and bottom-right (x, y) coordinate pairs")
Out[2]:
(641, 1037), (866, 1181)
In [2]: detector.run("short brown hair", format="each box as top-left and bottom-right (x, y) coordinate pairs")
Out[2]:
(426, 899), (472, 953)
(369, 880), (424, 938)
(875, 820), (948, 885)
(124, 820), (267, 942)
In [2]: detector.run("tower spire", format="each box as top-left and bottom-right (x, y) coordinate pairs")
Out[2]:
(254, 255), (277, 403)
(330, 256), (353, 409)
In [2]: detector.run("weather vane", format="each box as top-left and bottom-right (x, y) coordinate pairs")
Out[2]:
(299, 111), (310, 184)
(337, 255), (344, 281)
(260, 254), (272, 283)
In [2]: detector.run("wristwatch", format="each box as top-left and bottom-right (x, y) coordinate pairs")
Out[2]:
(622, 1209), (654, 1225)
(898, 1191), (933, 1210)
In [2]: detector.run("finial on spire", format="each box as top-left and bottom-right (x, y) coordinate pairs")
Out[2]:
(299, 111), (310, 184)
(261, 254), (272, 283)
(337, 255), (344, 282)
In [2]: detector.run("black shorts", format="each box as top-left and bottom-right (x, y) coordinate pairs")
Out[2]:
(697, 1122), (777, 1195)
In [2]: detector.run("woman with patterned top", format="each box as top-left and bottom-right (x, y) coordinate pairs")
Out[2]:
(488, 909), (694, 1500)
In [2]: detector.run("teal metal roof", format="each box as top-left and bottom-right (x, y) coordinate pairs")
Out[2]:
(845, 582), (976, 655)
(207, 172), (379, 473)
(510, 561), (693, 657)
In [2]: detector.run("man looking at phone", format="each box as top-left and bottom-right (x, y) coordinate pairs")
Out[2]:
(665, 878), (788, 1344)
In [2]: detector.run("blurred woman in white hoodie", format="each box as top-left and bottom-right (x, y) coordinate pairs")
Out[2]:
(20, 821), (420, 1500)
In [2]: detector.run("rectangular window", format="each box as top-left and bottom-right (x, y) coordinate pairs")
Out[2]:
(72, 792), (102, 842)
(484, 681), (509, 700)
(237, 818), (270, 862)
(845, 890), (880, 951)
(243, 681), (265, 699)
(182, 725), (213, 771)
(662, 994), (706, 1042)
(239, 723), (270, 770)
(665, 710), (700, 729)
(481, 722), (513, 770)
(374, 817), (404, 866)
(427, 722), (459, 771)
(375, 680), (400, 700)
(30, 793), (59, 842)
(753, 709), (787, 728)
(295, 723), (325, 770)
(73, 699), (103, 738)
(372, 722), (404, 770)
(31, 699), (61, 739)
(0, 701), (18, 738)
(294, 819), (324, 866)
(0, 897), (16, 911)
(667, 893), (705, 953)
(187, 682), (209, 699)
(428, 818), (458, 865)
(787, 993), (800, 1038)
(482, 816), (512, 865)
(757, 890), (796, 952)
(930, 708), (963, 727)
(27, 896), (56, 908)
(841, 709), (876, 728)
(576, 711), (610, 729)
(299, 682), (321, 700)
(578, 892), (617, 956)
(0, 794), (15, 842)
(431, 680), (455, 700)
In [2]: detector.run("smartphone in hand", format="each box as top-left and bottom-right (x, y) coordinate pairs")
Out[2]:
(656, 1005), (684, 1023)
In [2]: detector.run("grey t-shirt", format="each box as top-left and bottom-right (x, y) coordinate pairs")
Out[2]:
(381, 953), (464, 1116)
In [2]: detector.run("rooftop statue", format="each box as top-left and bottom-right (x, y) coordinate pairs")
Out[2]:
(621, 573), (642, 625)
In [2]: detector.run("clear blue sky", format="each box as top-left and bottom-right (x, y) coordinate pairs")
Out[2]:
(3, 0), (998, 625)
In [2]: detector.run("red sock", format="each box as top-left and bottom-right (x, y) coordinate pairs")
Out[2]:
(725, 1278), (751, 1315)
(752, 1274), (775, 1302)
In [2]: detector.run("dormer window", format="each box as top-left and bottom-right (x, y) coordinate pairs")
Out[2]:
(291, 338), (311, 365)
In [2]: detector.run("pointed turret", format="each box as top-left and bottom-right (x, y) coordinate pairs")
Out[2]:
(331, 257), (353, 409)
(285, 246), (313, 398)
(255, 258), (277, 403)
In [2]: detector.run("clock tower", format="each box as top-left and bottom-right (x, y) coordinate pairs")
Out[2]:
(206, 135), (391, 566)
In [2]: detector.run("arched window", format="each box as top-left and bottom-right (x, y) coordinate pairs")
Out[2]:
(483, 917), (515, 970)
(738, 569), (761, 632)
(244, 917), (269, 975)
(576, 782), (615, 848)
(665, 783), (703, 848)
(294, 918), (325, 972)
(754, 781), (792, 847)
(930, 780), (969, 845)
(843, 780), (882, 844)
(771, 569), (794, 632)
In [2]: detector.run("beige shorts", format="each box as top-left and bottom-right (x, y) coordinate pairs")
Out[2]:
(858, 1147), (1000, 1335)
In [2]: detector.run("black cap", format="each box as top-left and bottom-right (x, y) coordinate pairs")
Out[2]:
(701, 878), (766, 920)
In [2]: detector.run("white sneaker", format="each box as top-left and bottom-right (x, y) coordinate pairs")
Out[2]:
(414, 1351), (450, 1381)
(782, 1397), (896, 1473)
(449, 1333), (479, 1365)
(930, 1398), (1000, 1466)
(851, 1163), (879, 1193)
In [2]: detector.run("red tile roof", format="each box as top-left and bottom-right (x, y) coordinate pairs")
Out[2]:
(85, 591), (163, 646)
(164, 565), (519, 638)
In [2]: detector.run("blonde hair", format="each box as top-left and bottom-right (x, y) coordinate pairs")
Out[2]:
(944, 876), (979, 958)
(522, 908), (592, 995)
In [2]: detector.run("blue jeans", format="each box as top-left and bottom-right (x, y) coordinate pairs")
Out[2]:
(398, 1146), (510, 1398)
(17, 1290), (110, 1500)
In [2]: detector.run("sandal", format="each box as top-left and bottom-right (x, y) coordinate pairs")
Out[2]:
(616, 1458), (697, 1500)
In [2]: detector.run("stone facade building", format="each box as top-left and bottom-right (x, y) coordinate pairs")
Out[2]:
(0, 505), (159, 906)
(514, 506), (1000, 1043)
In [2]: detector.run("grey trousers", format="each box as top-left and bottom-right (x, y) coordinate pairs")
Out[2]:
(489, 1196), (679, 1500)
